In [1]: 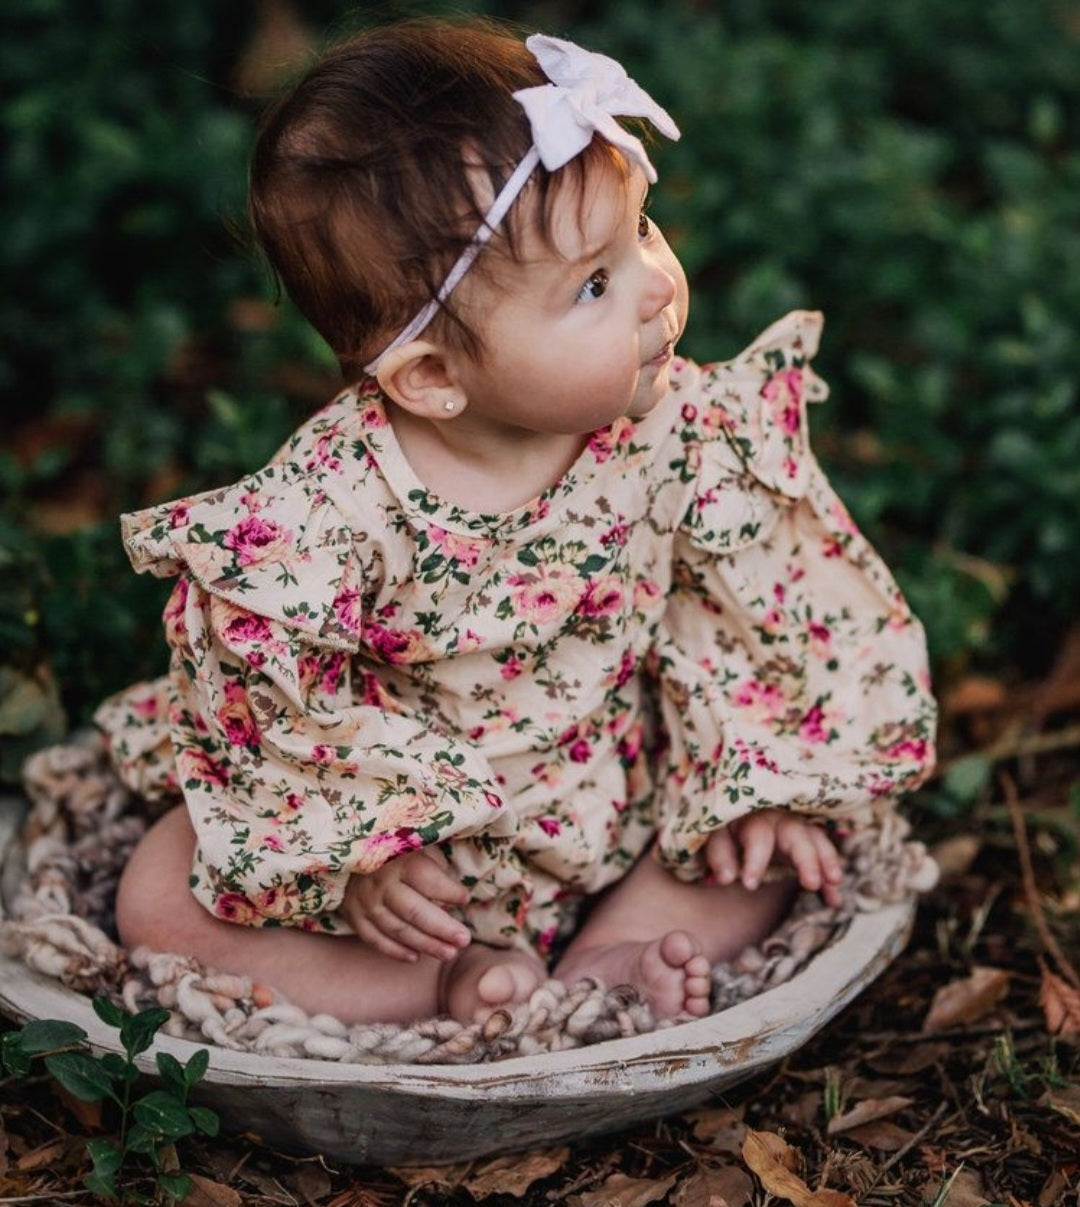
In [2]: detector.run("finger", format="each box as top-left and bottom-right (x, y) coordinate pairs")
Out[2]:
(809, 826), (845, 906)
(352, 914), (420, 963)
(738, 817), (776, 890)
(778, 824), (823, 892)
(382, 886), (471, 958)
(705, 829), (740, 885)
(405, 851), (470, 905)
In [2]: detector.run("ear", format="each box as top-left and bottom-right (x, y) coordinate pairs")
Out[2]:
(374, 339), (467, 419)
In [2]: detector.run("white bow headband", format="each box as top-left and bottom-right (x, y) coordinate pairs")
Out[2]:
(363, 34), (680, 374)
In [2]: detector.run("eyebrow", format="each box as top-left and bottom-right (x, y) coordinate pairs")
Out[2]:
(564, 179), (651, 268)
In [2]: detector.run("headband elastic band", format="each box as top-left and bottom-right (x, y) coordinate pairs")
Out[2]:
(364, 34), (679, 375)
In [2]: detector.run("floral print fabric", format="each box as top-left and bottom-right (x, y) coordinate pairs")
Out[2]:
(96, 311), (936, 954)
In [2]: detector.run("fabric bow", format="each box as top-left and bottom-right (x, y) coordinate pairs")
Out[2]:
(513, 34), (680, 182)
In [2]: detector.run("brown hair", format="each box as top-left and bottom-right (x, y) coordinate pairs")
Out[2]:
(248, 17), (620, 379)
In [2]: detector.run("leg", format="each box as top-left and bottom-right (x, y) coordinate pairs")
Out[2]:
(553, 850), (794, 1020)
(116, 807), (544, 1025)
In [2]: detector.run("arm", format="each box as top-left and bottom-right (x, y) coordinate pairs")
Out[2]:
(652, 313), (937, 882)
(165, 574), (516, 934)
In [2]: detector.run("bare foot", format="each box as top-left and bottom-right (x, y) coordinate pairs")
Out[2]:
(554, 930), (712, 1020)
(440, 944), (547, 1023)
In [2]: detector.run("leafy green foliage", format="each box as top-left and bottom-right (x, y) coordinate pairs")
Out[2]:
(2, 0), (1078, 730)
(1, 999), (218, 1203)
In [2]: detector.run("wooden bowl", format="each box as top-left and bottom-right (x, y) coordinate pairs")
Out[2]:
(0, 800), (914, 1165)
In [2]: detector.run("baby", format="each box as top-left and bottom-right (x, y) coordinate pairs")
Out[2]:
(102, 18), (936, 1025)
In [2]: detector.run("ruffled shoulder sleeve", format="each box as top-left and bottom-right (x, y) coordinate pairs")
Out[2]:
(120, 465), (362, 652)
(674, 310), (829, 554)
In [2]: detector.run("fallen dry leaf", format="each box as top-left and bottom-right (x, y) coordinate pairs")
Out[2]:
(843, 1120), (916, 1152)
(573, 1170), (678, 1207)
(927, 1166), (990, 1207)
(463, 1147), (569, 1199)
(930, 834), (981, 878)
(741, 1130), (856, 1207)
(827, 1095), (913, 1135)
(388, 1161), (472, 1190)
(866, 1040), (949, 1076)
(1039, 964), (1080, 1035)
(943, 675), (1008, 715)
(673, 1163), (754, 1207)
(181, 1174), (243, 1207)
(686, 1104), (747, 1154)
(15, 1138), (67, 1172)
(922, 966), (1010, 1030)
(1042, 1083), (1080, 1128)
(291, 1162), (334, 1205)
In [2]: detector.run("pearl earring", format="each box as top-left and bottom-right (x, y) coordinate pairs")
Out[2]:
(443, 399), (456, 413)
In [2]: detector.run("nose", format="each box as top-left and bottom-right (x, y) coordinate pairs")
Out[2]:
(640, 255), (678, 321)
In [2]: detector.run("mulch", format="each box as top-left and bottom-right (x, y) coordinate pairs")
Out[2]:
(1, 669), (1078, 1206)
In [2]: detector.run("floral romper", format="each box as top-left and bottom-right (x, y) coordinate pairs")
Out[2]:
(97, 311), (937, 957)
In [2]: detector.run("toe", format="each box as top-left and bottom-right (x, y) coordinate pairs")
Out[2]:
(658, 929), (701, 969)
(475, 964), (516, 1006)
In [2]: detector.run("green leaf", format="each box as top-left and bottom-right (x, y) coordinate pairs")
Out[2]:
(17, 1018), (87, 1053)
(1, 1033), (31, 1077)
(125, 1122), (159, 1155)
(119, 1007), (170, 1059)
(943, 754), (992, 803)
(84, 1169), (118, 1199)
(183, 1047), (210, 1086)
(92, 996), (127, 1029)
(156, 1172), (192, 1201)
(155, 1051), (186, 1092)
(100, 1052), (129, 1079)
(132, 1090), (195, 1140)
(44, 1051), (116, 1102)
(86, 1137), (123, 1178)
(188, 1104), (220, 1136)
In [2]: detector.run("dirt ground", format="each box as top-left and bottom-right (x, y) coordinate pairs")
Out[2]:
(1, 657), (1078, 1206)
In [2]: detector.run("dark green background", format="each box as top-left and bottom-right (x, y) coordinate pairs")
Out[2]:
(3, 0), (1078, 755)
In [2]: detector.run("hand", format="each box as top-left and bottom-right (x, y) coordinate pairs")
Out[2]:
(342, 848), (472, 962)
(705, 810), (844, 908)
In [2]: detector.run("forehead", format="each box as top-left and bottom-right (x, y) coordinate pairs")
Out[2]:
(523, 152), (640, 262)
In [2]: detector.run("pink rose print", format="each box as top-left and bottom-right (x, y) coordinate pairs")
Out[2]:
(332, 588), (363, 636)
(221, 612), (274, 646)
(537, 817), (562, 837)
(182, 748), (231, 789)
(214, 892), (259, 924)
(215, 681), (261, 749)
(732, 678), (787, 723)
(222, 516), (293, 567)
(364, 828), (424, 864)
(508, 564), (583, 626)
(798, 703), (832, 744)
(882, 737), (931, 765)
(578, 576), (625, 618)
(807, 621), (832, 658)
(429, 526), (489, 568)
(131, 692), (160, 720)
(168, 504), (190, 530)
(363, 621), (430, 664)
(761, 367), (803, 436)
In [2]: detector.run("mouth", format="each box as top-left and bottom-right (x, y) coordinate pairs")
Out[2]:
(646, 341), (673, 367)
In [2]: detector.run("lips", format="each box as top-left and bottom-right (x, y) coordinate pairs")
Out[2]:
(647, 341), (673, 366)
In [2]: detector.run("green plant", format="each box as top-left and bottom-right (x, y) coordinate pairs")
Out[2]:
(0, 999), (219, 1204)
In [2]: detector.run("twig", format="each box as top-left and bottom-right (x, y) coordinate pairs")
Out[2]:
(0, 1195), (92, 1203)
(932, 721), (1080, 782)
(1002, 771), (1080, 990)
(861, 1100), (948, 1194)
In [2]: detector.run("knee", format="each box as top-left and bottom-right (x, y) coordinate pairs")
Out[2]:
(115, 807), (204, 951)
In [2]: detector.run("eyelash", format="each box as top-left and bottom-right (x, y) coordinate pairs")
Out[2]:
(575, 204), (654, 305)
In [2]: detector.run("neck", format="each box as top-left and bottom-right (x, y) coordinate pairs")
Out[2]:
(386, 404), (587, 513)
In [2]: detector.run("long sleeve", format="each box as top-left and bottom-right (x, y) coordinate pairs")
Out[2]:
(653, 311), (937, 878)
(98, 464), (515, 930)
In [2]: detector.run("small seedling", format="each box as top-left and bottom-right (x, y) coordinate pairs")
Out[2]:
(0, 997), (219, 1203)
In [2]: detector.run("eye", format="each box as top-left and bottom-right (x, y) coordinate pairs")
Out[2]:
(576, 268), (610, 304)
(638, 203), (654, 240)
